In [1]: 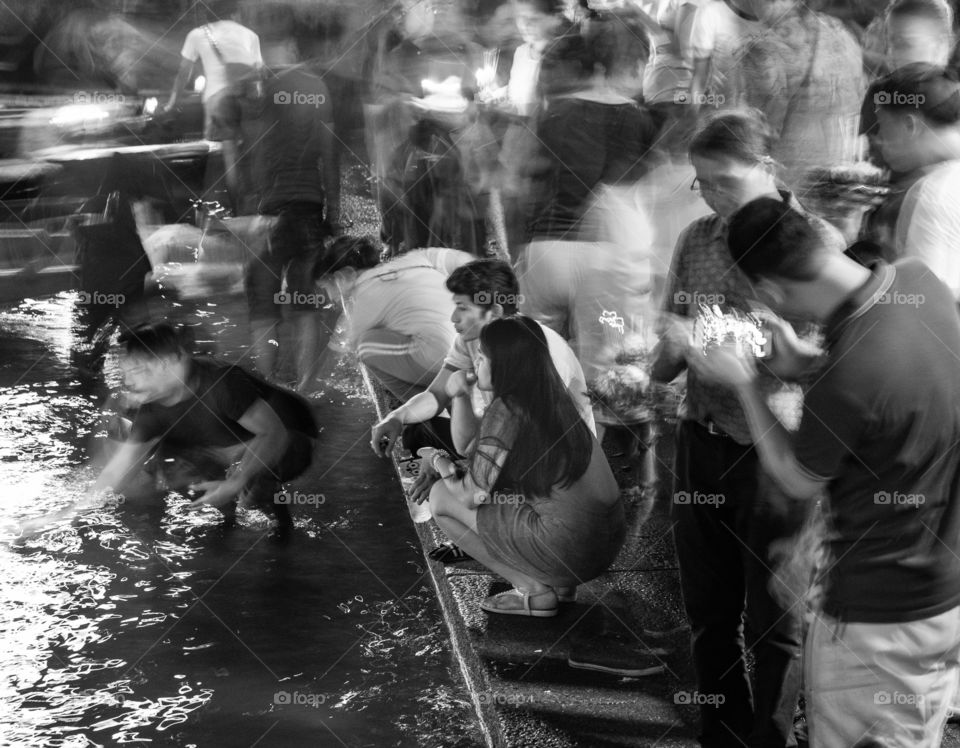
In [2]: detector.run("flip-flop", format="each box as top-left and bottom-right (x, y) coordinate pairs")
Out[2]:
(427, 542), (472, 564)
(480, 588), (558, 618)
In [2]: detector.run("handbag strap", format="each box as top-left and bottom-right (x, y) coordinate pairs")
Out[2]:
(203, 24), (226, 64)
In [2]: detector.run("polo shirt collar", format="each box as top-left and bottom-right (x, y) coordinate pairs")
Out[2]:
(823, 260), (896, 347)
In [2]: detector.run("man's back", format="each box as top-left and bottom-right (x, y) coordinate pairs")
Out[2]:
(795, 258), (960, 622)
(245, 66), (333, 213)
(181, 19), (261, 101)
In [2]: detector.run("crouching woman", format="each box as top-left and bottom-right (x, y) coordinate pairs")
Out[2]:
(425, 316), (624, 617)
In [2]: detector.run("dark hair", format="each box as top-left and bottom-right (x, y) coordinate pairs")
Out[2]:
(872, 63), (960, 126)
(689, 109), (777, 165)
(727, 197), (825, 281)
(445, 259), (520, 315)
(313, 235), (380, 279)
(583, 9), (651, 80)
(887, 0), (954, 26)
(117, 322), (189, 359)
(209, 0), (241, 21)
(479, 316), (592, 495)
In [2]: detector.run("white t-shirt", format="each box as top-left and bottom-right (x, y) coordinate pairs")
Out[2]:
(896, 159), (960, 299)
(346, 248), (474, 350)
(686, 0), (759, 105)
(181, 20), (262, 101)
(442, 320), (597, 434)
(508, 43), (542, 117)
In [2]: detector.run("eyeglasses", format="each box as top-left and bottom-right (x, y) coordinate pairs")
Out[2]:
(690, 177), (721, 194)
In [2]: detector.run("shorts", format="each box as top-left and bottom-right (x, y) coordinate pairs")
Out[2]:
(204, 88), (242, 141)
(245, 204), (329, 322)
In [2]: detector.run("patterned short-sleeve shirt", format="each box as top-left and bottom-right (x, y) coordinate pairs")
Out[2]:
(663, 190), (844, 443)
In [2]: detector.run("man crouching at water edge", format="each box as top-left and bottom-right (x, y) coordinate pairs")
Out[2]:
(689, 197), (960, 748)
(22, 322), (318, 541)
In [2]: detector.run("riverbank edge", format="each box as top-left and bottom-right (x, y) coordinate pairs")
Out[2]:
(359, 365), (507, 748)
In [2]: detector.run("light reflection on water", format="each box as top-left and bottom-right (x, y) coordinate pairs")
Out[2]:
(0, 294), (481, 747)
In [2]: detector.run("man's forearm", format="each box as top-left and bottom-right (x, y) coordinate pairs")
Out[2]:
(736, 382), (820, 500)
(166, 62), (193, 108)
(390, 391), (442, 425)
(235, 432), (287, 486)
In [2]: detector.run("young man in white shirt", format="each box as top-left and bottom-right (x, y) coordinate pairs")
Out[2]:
(370, 259), (594, 549)
(163, 0), (262, 213)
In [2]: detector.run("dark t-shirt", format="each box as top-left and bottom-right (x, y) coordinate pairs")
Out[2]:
(795, 259), (960, 622)
(528, 97), (659, 239)
(244, 66), (333, 214)
(130, 359), (317, 449)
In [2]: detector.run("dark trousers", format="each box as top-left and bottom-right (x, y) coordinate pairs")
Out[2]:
(672, 420), (805, 748)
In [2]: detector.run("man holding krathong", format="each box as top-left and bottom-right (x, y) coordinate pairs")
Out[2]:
(692, 196), (960, 748)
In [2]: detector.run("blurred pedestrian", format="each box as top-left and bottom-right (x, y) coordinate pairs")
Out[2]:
(516, 29), (660, 383)
(870, 64), (960, 297)
(242, 62), (340, 392)
(741, 0), (865, 188)
(163, 0), (263, 214)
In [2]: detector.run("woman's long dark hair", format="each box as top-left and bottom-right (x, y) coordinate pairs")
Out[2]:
(479, 316), (592, 496)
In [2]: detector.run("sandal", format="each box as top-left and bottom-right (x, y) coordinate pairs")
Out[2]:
(555, 586), (577, 603)
(480, 588), (559, 618)
(427, 542), (472, 564)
